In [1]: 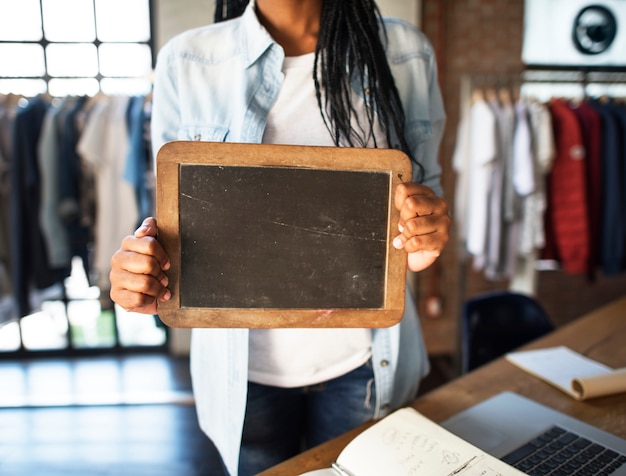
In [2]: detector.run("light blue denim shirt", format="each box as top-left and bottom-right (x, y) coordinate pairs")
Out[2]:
(151, 4), (445, 475)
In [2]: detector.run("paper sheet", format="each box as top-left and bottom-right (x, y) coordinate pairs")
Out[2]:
(506, 346), (626, 400)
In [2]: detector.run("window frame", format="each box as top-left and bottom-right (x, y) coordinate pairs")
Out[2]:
(0, 0), (156, 97)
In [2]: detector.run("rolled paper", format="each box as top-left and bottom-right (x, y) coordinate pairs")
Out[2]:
(571, 368), (626, 400)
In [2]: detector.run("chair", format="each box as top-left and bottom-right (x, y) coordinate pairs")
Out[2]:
(460, 291), (554, 374)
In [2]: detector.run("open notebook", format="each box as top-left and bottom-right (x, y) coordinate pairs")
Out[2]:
(299, 406), (525, 475)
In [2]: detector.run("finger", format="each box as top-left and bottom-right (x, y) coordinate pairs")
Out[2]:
(403, 229), (447, 255)
(398, 194), (448, 224)
(109, 287), (159, 315)
(109, 268), (170, 314)
(110, 265), (169, 300)
(134, 216), (158, 238)
(407, 250), (440, 273)
(119, 233), (170, 271)
(400, 212), (449, 241)
(111, 249), (169, 285)
(394, 182), (437, 213)
(393, 225), (442, 252)
(393, 213), (450, 255)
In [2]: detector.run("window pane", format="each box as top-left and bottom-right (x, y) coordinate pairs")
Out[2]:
(0, 321), (21, 352)
(95, 0), (150, 42)
(47, 43), (98, 77)
(48, 77), (100, 97)
(115, 305), (167, 347)
(100, 77), (152, 96)
(41, 0), (96, 42)
(68, 302), (117, 349)
(21, 302), (69, 351)
(99, 43), (152, 77)
(0, 79), (47, 96)
(0, 44), (45, 77)
(0, 0), (43, 41)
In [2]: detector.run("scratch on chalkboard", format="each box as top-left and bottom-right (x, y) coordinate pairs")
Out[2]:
(270, 221), (384, 242)
(180, 192), (213, 206)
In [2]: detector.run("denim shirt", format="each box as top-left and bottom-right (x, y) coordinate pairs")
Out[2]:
(151, 4), (445, 475)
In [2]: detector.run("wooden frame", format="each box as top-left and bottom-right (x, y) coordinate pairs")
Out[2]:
(155, 141), (412, 328)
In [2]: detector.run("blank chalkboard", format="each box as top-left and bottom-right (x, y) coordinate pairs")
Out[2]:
(155, 141), (412, 328)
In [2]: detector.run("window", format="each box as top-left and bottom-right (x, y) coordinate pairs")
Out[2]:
(0, 0), (164, 356)
(0, 0), (154, 97)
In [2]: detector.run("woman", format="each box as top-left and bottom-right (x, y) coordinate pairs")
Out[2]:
(109, 0), (450, 474)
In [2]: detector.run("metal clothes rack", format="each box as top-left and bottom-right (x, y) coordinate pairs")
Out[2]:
(453, 65), (626, 374)
(520, 68), (626, 100)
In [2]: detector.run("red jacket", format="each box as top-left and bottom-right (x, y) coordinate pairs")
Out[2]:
(545, 99), (590, 274)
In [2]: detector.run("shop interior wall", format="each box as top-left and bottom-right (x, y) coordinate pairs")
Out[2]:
(419, 0), (626, 358)
(153, 0), (421, 51)
(152, 0), (626, 359)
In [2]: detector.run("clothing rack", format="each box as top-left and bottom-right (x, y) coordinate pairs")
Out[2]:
(520, 69), (626, 101)
(454, 67), (626, 346)
(0, 92), (162, 357)
(460, 69), (626, 104)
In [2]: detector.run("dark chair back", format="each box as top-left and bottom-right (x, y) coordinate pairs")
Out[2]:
(461, 291), (554, 373)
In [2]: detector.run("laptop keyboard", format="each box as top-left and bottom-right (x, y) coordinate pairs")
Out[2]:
(502, 425), (626, 475)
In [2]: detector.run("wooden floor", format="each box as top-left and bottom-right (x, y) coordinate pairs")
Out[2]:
(0, 353), (451, 476)
(0, 354), (222, 476)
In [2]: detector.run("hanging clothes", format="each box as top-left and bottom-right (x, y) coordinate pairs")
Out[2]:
(124, 94), (154, 225)
(569, 100), (603, 280)
(485, 88), (518, 281)
(543, 98), (590, 275)
(38, 98), (72, 269)
(0, 92), (154, 319)
(457, 89), (498, 272)
(10, 96), (71, 318)
(77, 95), (139, 306)
(509, 98), (555, 294)
(453, 75), (626, 281)
(0, 95), (19, 323)
(586, 98), (625, 276)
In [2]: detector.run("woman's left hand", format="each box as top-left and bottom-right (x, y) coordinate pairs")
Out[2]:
(393, 182), (451, 272)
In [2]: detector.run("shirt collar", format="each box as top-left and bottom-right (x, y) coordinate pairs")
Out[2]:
(240, 0), (280, 68)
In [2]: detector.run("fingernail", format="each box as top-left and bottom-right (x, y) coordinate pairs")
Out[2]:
(162, 260), (171, 271)
(162, 289), (171, 301)
(160, 276), (169, 287)
(398, 224), (404, 233)
(393, 237), (403, 249)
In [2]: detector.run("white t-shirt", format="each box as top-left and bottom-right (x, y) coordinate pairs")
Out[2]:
(248, 53), (383, 388)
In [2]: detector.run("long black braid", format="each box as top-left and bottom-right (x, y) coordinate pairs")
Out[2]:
(214, 0), (423, 180)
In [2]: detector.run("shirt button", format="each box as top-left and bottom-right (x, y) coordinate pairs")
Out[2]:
(380, 360), (389, 367)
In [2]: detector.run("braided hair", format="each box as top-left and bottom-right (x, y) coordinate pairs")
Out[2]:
(214, 0), (423, 179)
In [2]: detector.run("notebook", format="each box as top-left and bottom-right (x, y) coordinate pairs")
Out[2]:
(441, 392), (626, 475)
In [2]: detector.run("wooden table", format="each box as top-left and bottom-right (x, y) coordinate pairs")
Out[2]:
(259, 295), (626, 475)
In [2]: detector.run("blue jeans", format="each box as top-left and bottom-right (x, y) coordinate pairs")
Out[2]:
(238, 360), (376, 475)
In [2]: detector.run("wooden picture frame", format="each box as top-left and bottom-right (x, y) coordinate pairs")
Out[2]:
(155, 141), (412, 328)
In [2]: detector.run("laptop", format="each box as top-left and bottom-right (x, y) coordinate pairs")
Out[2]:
(441, 391), (626, 475)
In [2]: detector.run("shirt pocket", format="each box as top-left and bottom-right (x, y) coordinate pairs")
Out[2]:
(178, 126), (230, 142)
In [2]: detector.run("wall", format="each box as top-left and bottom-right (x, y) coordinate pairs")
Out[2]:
(418, 0), (626, 357)
(153, 0), (420, 49)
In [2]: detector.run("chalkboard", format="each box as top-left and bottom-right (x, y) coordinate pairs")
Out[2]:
(155, 141), (412, 328)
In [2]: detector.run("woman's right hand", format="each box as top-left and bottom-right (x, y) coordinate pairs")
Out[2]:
(109, 217), (171, 315)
